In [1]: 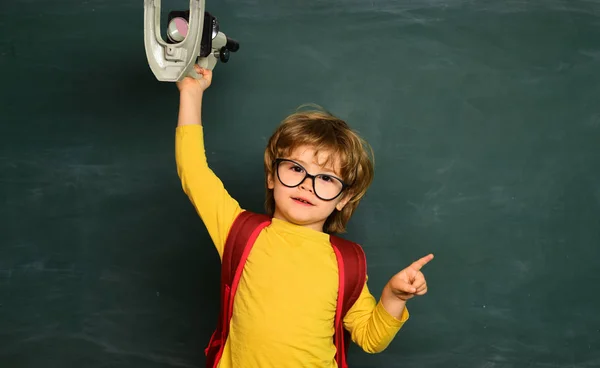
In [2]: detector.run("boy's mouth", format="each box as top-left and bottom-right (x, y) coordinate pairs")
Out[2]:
(292, 197), (314, 206)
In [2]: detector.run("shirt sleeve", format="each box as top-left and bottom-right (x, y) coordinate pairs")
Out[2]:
(342, 278), (409, 353)
(175, 124), (243, 259)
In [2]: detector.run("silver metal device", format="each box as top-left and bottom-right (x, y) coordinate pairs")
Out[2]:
(144, 0), (239, 82)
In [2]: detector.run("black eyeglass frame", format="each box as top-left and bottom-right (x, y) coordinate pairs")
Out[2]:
(273, 158), (349, 201)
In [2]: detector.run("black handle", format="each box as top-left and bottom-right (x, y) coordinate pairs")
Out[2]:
(225, 37), (239, 52)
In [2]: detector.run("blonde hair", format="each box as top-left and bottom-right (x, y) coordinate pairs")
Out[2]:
(263, 105), (375, 234)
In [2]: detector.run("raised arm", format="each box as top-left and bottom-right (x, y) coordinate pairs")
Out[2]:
(175, 66), (243, 258)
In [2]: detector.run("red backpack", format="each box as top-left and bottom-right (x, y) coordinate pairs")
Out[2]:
(204, 211), (367, 368)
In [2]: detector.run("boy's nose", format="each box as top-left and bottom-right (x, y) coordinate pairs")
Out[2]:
(299, 177), (314, 192)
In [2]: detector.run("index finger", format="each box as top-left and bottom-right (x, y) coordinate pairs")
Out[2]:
(411, 253), (434, 271)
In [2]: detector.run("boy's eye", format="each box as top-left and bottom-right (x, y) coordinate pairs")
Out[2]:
(291, 164), (304, 173)
(319, 175), (333, 182)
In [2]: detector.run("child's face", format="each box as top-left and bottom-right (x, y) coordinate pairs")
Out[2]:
(268, 145), (350, 232)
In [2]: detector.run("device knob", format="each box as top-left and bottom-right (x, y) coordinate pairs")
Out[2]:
(218, 47), (230, 63)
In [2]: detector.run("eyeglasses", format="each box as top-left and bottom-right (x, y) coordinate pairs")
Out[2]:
(274, 158), (348, 201)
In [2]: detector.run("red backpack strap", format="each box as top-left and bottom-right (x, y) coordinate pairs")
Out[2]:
(205, 211), (271, 368)
(330, 235), (367, 368)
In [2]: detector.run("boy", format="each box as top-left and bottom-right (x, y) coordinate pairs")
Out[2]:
(175, 65), (433, 367)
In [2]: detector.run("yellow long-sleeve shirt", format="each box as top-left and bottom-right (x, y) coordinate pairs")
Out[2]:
(175, 124), (408, 367)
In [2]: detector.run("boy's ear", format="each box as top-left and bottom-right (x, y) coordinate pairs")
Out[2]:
(267, 173), (275, 189)
(335, 194), (351, 211)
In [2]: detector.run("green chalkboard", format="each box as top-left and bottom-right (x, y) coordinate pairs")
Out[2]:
(1, 0), (599, 367)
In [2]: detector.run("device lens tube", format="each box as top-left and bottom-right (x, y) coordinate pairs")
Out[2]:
(167, 17), (189, 42)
